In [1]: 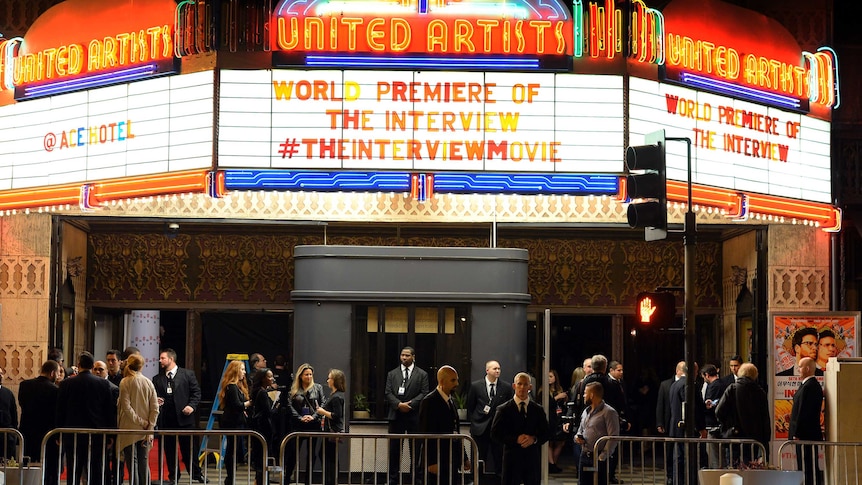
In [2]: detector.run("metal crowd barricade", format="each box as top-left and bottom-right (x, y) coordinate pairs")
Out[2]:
(592, 435), (768, 485)
(0, 428), (29, 485)
(778, 439), (862, 485)
(41, 428), (268, 485)
(279, 431), (480, 485)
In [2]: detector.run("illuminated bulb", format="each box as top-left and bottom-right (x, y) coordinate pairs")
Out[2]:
(707, 208), (713, 214)
(24, 208), (29, 214)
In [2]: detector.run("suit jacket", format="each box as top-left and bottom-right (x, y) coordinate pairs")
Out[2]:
(384, 365), (429, 421)
(153, 366), (202, 428)
(466, 378), (513, 437)
(655, 377), (674, 433)
(668, 376), (705, 437)
(789, 377), (823, 441)
(490, 398), (549, 485)
(56, 370), (117, 429)
(418, 390), (462, 470)
(18, 376), (58, 458)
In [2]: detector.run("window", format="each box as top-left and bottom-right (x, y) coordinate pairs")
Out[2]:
(351, 304), (471, 418)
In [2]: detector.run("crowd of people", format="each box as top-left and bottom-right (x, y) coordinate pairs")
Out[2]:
(1, 346), (825, 485)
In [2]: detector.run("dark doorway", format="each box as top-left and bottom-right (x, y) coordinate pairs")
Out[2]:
(530, 314), (613, 390)
(200, 311), (293, 401)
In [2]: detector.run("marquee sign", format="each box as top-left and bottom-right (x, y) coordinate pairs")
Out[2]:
(630, 77), (831, 203)
(271, 0), (574, 70)
(0, 71), (213, 190)
(0, 0), (177, 102)
(218, 69), (624, 173)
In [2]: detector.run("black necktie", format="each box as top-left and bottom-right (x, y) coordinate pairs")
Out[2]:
(519, 401), (526, 416)
(403, 367), (409, 384)
(489, 383), (496, 399)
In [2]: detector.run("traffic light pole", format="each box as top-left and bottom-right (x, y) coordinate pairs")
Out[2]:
(667, 136), (697, 439)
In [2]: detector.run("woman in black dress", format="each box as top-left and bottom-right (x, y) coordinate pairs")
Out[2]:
(316, 369), (346, 485)
(219, 360), (251, 485)
(250, 368), (277, 485)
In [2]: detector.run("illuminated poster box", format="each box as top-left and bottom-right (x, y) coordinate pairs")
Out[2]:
(218, 70), (625, 173)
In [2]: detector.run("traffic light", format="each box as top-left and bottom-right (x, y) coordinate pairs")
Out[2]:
(626, 130), (667, 241)
(635, 291), (676, 328)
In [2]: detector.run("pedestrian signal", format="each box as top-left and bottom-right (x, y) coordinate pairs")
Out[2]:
(635, 292), (676, 328)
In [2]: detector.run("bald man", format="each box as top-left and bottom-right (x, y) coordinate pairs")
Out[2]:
(419, 366), (470, 485)
(790, 357), (824, 485)
(466, 360), (513, 478)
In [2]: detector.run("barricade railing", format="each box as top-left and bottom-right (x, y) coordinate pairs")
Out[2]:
(0, 428), (27, 485)
(41, 428), (268, 485)
(279, 431), (480, 485)
(778, 439), (862, 485)
(592, 435), (768, 485)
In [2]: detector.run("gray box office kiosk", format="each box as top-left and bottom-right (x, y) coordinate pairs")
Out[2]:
(291, 245), (531, 412)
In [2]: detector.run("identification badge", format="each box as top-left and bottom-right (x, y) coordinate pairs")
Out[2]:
(398, 386), (406, 395)
(166, 386), (173, 395)
(483, 405), (491, 414)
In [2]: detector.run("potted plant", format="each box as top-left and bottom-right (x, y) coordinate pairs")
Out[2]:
(352, 393), (371, 419)
(453, 392), (468, 421)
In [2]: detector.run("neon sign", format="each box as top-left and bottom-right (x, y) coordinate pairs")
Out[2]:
(272, 0), (573, 69)
(0, 0), (178, 101)
(649, 0), (839, 112)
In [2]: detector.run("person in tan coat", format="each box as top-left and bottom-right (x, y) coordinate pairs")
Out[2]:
(118, 354), (160, 485)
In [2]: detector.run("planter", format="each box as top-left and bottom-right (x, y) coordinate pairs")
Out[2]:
(353, 410), (370, 419)
(698, 469), (802, 485)
(457, 409), (468, 421)
(1, 466), (42, 485)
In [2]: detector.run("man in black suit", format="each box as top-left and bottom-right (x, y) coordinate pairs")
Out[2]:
(384, 347), (430, 484)
(55, 352), (117, 485)
(0, 366), (18, 459)
(720, 356), (741, 388)
(702, 364), (727, 468)
(655, 361), (683, 485)
(105, 349), (124, 387)
(669, 363), (706, 485)
(18, 360), (59, 461)
(491, 372), (549, 485)
(466, 360), (512, 479)
(789, 357), (824, 485)
(153, 348), (206, 484)
(418, 366), (470, 485)
(18, 360), (60, 485)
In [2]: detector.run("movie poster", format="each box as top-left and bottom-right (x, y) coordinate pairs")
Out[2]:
(771, 312), (859, 464)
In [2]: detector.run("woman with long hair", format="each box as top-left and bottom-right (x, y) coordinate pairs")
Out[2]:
(219, 360), (251, 485)
(250, 368), (277, 485)
(541, 369), (569, 474)
(117, 354), (160, 485)
(316, 369), (346, 485)
(285, 363), (326, 485)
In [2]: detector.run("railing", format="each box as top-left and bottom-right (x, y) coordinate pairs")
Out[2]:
(778, 439), (862, 485)
(592, 435), (768, 485)
(279, 431), (480, 485)
(40, 428), (268, 485)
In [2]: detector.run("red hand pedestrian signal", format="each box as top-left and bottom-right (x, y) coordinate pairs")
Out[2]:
(635, 292), (676, 328)
(639, 296), (658, 323)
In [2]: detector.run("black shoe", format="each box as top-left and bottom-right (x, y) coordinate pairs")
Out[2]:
(194, 475), (210, 483)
